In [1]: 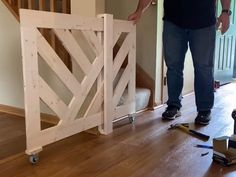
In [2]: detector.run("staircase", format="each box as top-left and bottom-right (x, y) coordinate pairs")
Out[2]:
(2, 0), (70, 19)
(2, 0), (72, 69)
(114, 44), (153, 112)
(2, 0), (152, 113)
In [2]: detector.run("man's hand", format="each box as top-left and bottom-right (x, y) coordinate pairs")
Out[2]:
(217, 12), (230, 34)
(128, 0), (152, 24)
(128, 10), (142, 24)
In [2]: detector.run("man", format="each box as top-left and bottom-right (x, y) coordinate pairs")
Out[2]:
(129, 0), (231, 125)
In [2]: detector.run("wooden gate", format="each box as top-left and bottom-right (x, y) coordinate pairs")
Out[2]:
(20, 9), (136, 158)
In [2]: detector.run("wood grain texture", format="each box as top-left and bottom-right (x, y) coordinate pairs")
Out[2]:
(0, 83), (236, 177)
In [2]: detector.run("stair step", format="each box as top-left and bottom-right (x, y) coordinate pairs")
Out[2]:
(118, 87), (151, 111)
(115, 68), (151, 111)
(135, 87), (151, 111)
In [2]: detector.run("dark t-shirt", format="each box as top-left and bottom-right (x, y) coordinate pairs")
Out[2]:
(163, 0), (216, 29)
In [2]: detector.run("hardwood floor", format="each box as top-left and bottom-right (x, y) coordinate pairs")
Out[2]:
(0, 113), (25, 161)
(0, 83), (236, 177)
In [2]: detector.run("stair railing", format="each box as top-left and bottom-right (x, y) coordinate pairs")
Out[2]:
(2, 0), (72, 69)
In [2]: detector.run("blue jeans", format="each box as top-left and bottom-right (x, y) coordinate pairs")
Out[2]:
(163, 21), (216, 111)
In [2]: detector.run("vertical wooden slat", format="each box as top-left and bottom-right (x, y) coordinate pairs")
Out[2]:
(8, 0), (13, 5)
(128, 27), (136, 114)
(17, 0), (22, 16)
(96, 29), (104, 133)
(28, 0), (34, 9)
(38, 0), (46, 35)
(50, 0), (56, 49)
(50, 0), (56, 12)
(17, 0), (21, 8)
(20, 26), (41, 154)
(102, 14), (114, 134)
(62, 0), (67, 13)
(39, 0), (46, 11)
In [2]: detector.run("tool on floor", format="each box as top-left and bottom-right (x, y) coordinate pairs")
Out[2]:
(194, 144), (213, 149)
(201, 152), (209, 157)
(168, 123), (210, 141)
(212, 109), (236, 166)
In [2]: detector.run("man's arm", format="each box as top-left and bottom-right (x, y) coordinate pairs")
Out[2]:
(221, 0), (231, 9)
(218, 0), (231, 34)
(135, 0), (153, 13)
(128, 0), (153, 24)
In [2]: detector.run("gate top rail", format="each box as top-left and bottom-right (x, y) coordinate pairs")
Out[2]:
(20, 9), (135, 33)
(20, 9), (104, 31)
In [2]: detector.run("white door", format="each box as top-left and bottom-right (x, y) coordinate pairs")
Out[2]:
(214, 0), (236, 84)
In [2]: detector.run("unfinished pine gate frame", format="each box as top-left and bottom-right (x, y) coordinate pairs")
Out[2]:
(20, 9), (136, 158)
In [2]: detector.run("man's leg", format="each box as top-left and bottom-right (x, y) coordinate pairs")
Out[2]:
(162, 21), (188, 119)
(189, 25), (216, 125)
(163, 21), (188, 108)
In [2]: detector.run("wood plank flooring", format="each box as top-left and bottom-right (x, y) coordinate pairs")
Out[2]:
(0, 83), (236, 177)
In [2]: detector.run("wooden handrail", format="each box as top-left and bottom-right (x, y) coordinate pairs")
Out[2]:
(2, 0), (71, 18)
(2, 0), (19, 20)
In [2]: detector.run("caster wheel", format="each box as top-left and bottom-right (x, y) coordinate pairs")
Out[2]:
(232, 109), (236, 119)
(129, 115), (135, 123)
(29, 154), (39, 164)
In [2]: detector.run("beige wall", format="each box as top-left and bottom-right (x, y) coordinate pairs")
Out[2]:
(105, 0), (157, 80)
(71, 0), (96, 17)
(0, 1), (24, 108)
(71, 0), (105, 17)
(96, 0), (105, 15)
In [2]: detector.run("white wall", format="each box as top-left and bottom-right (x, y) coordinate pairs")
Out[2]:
(0, 1), (24, 108)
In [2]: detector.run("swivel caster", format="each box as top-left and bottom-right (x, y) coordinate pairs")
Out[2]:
(232, 109), (236, 120)
(232, 109), (236, 135)
(129, 114), (136, 123)
(29, 154), (39, 164)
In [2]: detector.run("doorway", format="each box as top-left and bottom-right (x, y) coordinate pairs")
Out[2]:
(214, 0), (236, 85)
